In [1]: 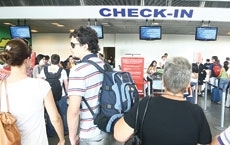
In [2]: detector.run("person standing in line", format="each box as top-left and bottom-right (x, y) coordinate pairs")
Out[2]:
(192, 62), (206, 96)
(32, 53), (45, 78)
(39, 54), (69, 136)
(68, 55), (76, 70)
(218, 61), (230, 104)
(0, 38), (65, 145)
(44, 55), (51, 66)
(114, 56), (212, 145)
(146, 60), (158, 95)
(159, 55), (166, 69)
(211, 125), (230, 145)
(67, 26), (118, 145)
(204, 58), (211, 70)
(209, 56), (220, 91)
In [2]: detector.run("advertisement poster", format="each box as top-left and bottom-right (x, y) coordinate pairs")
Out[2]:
(121, 57), (145, 97)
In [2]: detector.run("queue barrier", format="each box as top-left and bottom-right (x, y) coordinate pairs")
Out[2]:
(146, 81), (198, 105)
(203, 81), (226, 130)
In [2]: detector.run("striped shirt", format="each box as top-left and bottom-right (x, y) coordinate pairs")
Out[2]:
(218, 126), (230, 145)
(68, 57), (104, 138)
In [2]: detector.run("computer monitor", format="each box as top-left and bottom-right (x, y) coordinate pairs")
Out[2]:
(10, 25), (31, 39)
(139, 26), (162, 40)
(89, 25), (104, 39)
(195, 27), (218, 41)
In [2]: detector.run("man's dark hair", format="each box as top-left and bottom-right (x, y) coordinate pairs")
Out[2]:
(69, 26), (100, 54)
(51, 54), (60, 65)
(44, 55), (50, 60)
(35, 54), (44, 65)
(212, 56), (218, 62)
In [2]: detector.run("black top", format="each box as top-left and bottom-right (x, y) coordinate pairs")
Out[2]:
(124, 96), (212, 145)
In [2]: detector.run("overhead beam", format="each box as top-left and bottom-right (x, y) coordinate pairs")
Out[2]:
(185, 0), (230, 1)
(166, 0), (172, 6)
(199, 1), (206, 7)
(80, 0), (85, 6)
(140, 0), (145, 6)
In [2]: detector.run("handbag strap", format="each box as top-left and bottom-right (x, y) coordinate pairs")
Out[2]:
(0, 79), (10, 112)
(133, 100), (140, 134)
(135, 96), (151, 140)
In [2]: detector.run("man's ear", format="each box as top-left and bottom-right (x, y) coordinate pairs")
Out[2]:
(83, 43), (88, 51)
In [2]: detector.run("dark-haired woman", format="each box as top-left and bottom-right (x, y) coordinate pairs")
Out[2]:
(32, 53), (45, 78)
(0, 38), (65, 145)
(218, 61), (230, 104)
(146, 60), (157, 94)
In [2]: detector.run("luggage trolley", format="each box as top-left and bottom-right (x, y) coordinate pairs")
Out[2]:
(152, 71), (164, 96)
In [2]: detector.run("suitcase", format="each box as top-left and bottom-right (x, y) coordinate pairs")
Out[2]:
(211, 88), (221, 102)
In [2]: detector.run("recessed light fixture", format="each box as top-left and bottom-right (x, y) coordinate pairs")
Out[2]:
(31, 29), (38, 32)
(51, 23), (59, 25)
(3, 22), (14, 26)
(69, 29), (74, 32)
(152, 22), (159, 25)
(57, 24), (64, 27)
(51, 22), (65, 27)
(101, 22), (111, 26)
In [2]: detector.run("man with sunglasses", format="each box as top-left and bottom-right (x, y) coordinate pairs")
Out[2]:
(67, 26), (117, 145)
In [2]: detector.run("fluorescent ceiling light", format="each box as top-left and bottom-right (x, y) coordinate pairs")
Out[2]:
(3, 22), (14, 25)
(31, 29), (38, 32)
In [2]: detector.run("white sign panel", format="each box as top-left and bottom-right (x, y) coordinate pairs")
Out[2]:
(0, 6), (230, 22)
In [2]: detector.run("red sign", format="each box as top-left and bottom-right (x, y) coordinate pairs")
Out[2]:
(121, 57), (145, 97)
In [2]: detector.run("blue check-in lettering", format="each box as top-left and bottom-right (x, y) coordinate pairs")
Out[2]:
(99, 8), (193, 18)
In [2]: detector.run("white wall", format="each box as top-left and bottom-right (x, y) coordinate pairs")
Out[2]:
(32, 33), (230, 69)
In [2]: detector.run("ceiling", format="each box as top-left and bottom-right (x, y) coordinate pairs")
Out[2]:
(0, 0), (230, 36)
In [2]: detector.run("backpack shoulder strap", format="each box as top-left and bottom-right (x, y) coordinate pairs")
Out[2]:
(82, 97), (95, 117)
(57, 68), (63, 75)
(86, 60), (104, 73)
(44, 67), (63, 79)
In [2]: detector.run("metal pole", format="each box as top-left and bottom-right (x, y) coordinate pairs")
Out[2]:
(194, 82), (198, 104)
(215, 88), (226, 130)
(220, 91), (226, 128)
(148, 81), (150, 96)
(204, 81), (208, 111)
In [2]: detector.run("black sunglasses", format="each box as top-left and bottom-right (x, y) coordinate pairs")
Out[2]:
(70, 42), (80, 49)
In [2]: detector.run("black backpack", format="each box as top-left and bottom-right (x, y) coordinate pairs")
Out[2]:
(44, 67), (63, 101)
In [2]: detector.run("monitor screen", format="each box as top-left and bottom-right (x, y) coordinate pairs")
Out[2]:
(139, 26), (162, 40)
(10, 25), (31, 39)
(195, 27), (218, 41)
(89, 25), (104, 39)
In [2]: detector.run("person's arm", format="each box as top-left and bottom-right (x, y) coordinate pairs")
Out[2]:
(210, 136), (220, 145)
(211, 126), (230, 145)
(64, 79), (69, 95)
(114, 117), (134, 143)
(44, 90), (65, 145)
(146, 66), (153, 74)
(62, 70), (69, 95)
(67, 95), (81, 145)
